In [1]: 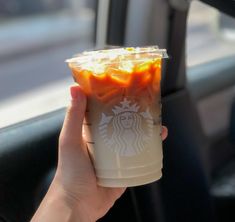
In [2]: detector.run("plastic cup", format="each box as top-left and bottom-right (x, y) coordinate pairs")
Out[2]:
(66, 46), (168, 187)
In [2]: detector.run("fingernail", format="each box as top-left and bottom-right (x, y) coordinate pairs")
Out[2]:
(70, 86), (79, 100)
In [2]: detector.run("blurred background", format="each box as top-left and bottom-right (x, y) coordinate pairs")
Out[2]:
(0, 0), (235, 128)
(0, 0), (96, 127)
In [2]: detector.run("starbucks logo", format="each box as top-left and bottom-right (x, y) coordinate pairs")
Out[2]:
(99, 98), (154, 156)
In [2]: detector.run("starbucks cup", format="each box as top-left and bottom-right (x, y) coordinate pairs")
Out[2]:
(66, 46), (168, 187)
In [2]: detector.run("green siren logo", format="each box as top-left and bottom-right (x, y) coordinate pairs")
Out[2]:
(99, 98), (154, 156)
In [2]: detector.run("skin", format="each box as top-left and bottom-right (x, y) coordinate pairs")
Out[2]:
(31, 85), (168, 222)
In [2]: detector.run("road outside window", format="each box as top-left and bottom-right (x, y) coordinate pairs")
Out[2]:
(187, 1), (235, 67)
(0, 0), (96, 128)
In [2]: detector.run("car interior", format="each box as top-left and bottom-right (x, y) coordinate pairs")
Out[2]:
(0, 0), (235, 221)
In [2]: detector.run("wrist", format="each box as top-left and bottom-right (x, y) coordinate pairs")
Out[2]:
(31, 180), (75, 222)
(50, 179), (77, 209)
(50, 176), (92, 222)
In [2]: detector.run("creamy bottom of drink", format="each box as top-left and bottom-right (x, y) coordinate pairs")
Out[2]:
(83, 95), (162, 186)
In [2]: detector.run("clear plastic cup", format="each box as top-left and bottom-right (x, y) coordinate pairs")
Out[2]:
(66, 46), (168, 187)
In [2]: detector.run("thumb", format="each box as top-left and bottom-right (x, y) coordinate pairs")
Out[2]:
(59, 85), (87, 147)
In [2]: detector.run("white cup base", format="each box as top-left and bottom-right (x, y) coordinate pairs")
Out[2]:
(97, 170), (162, 187)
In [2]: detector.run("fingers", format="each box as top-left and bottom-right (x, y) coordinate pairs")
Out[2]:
(105, 187), (127, 204)
(59, 85), (87, 147)
(114, 187), (126, 199)
(161, 126), (168, 141)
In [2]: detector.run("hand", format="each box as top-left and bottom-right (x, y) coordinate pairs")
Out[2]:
(55, 85), (168, 221)
(54, 85), (126, 221)
(32, 85), (168, 222)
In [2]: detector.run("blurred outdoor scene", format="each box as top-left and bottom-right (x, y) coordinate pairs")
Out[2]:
(0, 0), (235, 128)
(0, 0), (96, 127)
(187, 1), (235, 66)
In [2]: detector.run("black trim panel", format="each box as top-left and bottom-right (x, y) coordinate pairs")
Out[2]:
(200, 0), (235, 18)
(106, 0), (129, 45)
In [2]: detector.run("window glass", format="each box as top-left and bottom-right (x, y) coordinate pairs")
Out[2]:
(0, 0), (96, 128)
(186, 1), (235, 137)
(187, 1), (235, 67)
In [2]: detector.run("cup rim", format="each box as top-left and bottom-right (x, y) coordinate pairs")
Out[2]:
(65, 45), (168, 65)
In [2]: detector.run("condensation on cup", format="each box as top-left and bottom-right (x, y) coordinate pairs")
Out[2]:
(66, 46), (168, 187)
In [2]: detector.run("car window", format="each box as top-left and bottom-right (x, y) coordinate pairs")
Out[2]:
(187, 1), (235, 67)
(0, 0), (96, 128)
(186, 1), (235, 138)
